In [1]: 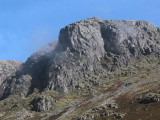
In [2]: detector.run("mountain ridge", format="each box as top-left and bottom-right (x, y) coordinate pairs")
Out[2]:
(0, 17), (160, 120)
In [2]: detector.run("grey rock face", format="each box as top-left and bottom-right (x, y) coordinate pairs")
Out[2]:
(101, 20), (160, 57)
(46, 18), (106, 93)
(46, 18), (160, 93)
(1, 17), (160, 99)
(57, 17), (105, 59)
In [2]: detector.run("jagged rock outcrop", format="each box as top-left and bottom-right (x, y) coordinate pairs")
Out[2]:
(138, 93), (160, 104)
(0, 60), (22, 85)
(1, 17), (160, 100)
(31, 95), (55, 112)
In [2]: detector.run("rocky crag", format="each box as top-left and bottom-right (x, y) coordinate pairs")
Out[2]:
(0, 17), (160, 120)
(0, 60), (22, 86)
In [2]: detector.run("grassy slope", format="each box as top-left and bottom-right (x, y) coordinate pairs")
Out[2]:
(0, 55), (160, 120)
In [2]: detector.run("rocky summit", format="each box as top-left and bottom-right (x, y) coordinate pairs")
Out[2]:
(0, 17), (160, 120)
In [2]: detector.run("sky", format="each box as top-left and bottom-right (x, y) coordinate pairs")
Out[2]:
(0, 0), (160, 62)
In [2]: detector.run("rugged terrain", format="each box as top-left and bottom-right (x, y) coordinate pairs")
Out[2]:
(0, 17), (160, 120)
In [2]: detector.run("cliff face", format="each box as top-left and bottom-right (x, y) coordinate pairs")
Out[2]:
(0, 17), (160, 99)
(47, 18), (160, 93)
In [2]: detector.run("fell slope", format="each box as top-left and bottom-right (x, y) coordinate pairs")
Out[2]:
(0, 17), (160, 120)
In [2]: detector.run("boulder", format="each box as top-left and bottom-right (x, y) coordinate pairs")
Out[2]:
(139, 93), (160, 104)
(31, 95), (55, 112)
